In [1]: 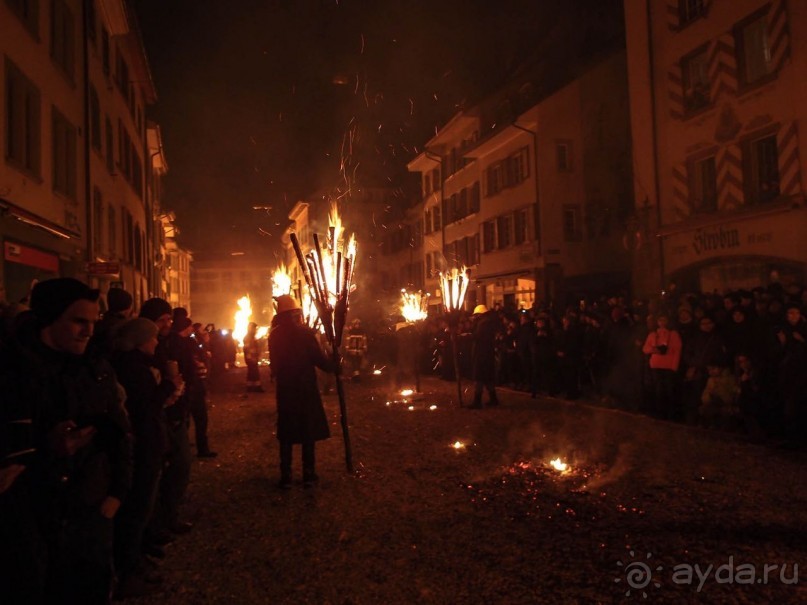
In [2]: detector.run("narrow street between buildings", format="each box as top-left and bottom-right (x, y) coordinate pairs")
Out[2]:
(132, 368), (806, 605)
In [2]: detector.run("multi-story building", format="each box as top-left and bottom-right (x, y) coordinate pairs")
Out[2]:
(625, 0), (807, 295)
(1, 0), (158, 307)
(147, 122), (169, 298)
(408, 51), (633, 310)
(191, 253), (274, 330)
(161, 211), (191, 313)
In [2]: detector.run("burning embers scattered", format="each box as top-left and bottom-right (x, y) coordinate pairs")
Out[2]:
(400, 289), (429, 323)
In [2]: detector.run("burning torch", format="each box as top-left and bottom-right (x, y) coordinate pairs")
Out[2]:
(399, 289), (429, 393)
(289, 221), (356, 473)
(439, 267), (470, 407)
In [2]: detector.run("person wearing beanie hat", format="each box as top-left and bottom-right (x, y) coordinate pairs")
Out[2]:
(110, 317), (181, 598)
(114, 317), (159, 352)
(269, 296), (335, 488)
(139, 298), (173, 335)
(777, 300), (807, 445)
(89, 287), (134, 358)
(29, 277), (100, 330)
(1, 277), (132, 601)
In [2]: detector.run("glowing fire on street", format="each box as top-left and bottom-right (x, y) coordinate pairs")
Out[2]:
(400, 389), (414, 397)
(452, 441), (465, 450)
(549, 458), (571, 473)
(233, 296), (252, 346)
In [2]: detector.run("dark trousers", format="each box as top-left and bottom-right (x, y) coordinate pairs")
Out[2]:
(190, 392), (211, 453)
(246, 361), (261, 385)
(651, 368), (679, 420)
(49, 507), (115, 605)
(115, 449), (162, 577)
(279, 441), (316, 480)
(472, 380), (499, 407)
(0, 485), (48, 604)
(155, 420), (192, 528)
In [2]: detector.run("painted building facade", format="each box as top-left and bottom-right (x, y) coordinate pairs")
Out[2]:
(625, 0), (807, 294)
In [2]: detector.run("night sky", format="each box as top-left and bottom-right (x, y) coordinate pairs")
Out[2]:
(134, 0), (622, 255)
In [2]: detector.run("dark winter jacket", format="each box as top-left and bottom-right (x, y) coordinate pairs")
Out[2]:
(269, 316), (334, 443)
(471, 312), (499, 382)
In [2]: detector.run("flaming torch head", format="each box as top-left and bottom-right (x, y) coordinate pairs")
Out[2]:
(401, 289), (429, 323)
(271, 264), (292, 297)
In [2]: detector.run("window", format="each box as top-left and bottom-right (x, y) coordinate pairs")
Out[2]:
(116, 53), (129, 97)
(426, 252), (433, 277)
(682, 46), (710, 112)
(108, 205), (117, 256)
(50, 0), (75, 80)
(737, 12), (772, 86)
(423, 173), (431, 197)
(6, 0), (39, 36)
(90, 85), (101, 151)
(105, 115), (114, 173)
(92, 188), (103, 255)
(563, 206), (583, 242)
(496, 215), (511, 249)
(743, 135), (779, 204)
(470, 182), (480, 213)
(514, 209), (528, 245)
(4, 59), (41, 176)
(424, 209), (432, 235)
(432, 205), (441, 231)
(483, 220), (496, 253)
(458, 188), (468, 219)
(52, 107), (76, 198)
(556, 141), (572, 172)
(678, 0), (705, 26)
(487, 163), (503, 196)
(690, 156), (717, 212)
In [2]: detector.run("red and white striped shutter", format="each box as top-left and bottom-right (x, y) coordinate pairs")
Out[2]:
(768, 0), (791, 74)
(668, 63), (684, 120)
(708, 33), (738, 102)
(666, 0), (680, 32)
(777, 121), (802, 198)
(672, 162), (691, 219)
(717, 144), (743, 211)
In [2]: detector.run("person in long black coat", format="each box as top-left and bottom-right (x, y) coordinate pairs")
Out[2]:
(471, 305), (500, 408)
(268, 296), (335, 488)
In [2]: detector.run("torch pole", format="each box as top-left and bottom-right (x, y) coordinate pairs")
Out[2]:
(451, 327), (463, 408)
(332, 345), (353, 473)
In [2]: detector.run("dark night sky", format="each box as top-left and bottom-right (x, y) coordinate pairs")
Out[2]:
(134, 0), (622, 255)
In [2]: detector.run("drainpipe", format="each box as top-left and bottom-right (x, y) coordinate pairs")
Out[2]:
(512, 122), (542, 302)
(82, 0), (93, 273)
(647, 0), (666, 292)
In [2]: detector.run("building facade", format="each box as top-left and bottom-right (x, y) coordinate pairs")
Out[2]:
(625, 0), (807, 295)
(1, 0), (164, 308)
(406, 51), (633, 311)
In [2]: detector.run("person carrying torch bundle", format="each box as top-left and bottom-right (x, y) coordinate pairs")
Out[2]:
(268, 295), (336, 488)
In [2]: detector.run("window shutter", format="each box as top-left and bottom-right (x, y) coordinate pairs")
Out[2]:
(717, 144), (743, 210)
(777, 121), (801, 197)
(667, 63), (684, 120)
(708, 34), (737, 102)
(672, 162), (691, 219)
(768, 0), (791, 74)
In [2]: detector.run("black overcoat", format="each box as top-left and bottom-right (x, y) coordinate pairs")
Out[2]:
(269, 319), (334, 443)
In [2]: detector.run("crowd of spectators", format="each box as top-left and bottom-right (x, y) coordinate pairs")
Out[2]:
(384, 281), (806, 446)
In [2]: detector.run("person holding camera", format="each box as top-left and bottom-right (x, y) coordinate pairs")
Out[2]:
(642, 311), (682, 419)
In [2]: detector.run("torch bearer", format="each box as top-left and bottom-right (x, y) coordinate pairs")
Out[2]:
(439, 267), (470, 407)
(289, 227), (356, 473)
(400, 289), (429, 393)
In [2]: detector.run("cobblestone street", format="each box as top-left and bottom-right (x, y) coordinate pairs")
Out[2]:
(133, 368), (806, 604)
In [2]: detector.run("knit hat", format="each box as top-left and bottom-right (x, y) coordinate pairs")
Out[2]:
(30, 278), (100, 326)
(139, 297), (172, 321)
(106, 287), (133, 313)
(172, 316), (193, 333)
(114, 317), (159, 352)
(173, 307), (188, 322)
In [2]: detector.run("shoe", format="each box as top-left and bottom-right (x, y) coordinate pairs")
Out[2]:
(470, 403), (483, 409)
(115, 573), (162, 599)
(147, 530), (176, 546)
(142, 543), (165, 560)
(277, 476), (292, 490)
(303, 474), (319, 488)
(169, 521), (193, 535)
(488, 400), (500, 407)
(197, 450), (218, 458)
